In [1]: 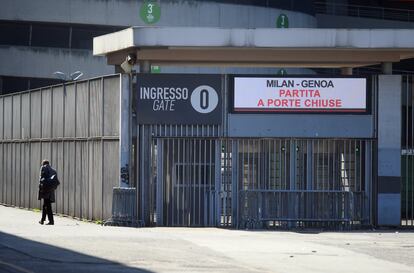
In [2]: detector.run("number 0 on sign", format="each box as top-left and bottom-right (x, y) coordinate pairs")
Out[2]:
(191, 85), (219, 114)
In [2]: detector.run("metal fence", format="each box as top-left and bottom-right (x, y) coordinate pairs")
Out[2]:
(233, 138), (372, 229)
(147, 137), (373, 229)
(402, 75), (414, 227)
(0, 75), (120, 221)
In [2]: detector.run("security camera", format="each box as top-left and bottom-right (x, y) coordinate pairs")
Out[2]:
(120, 53), (136, 73)
(126, 54), (136, 65)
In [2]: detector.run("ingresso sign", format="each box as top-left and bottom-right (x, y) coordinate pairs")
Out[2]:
(232, 76), (367, 113)
(136, 74), (222, 124)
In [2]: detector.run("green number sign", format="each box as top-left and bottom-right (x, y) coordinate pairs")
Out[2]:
(277, 14), (289, 28)
(140, 1), (161, 24)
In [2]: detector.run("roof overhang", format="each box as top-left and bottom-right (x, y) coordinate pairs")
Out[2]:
(93, 27), (414, 68)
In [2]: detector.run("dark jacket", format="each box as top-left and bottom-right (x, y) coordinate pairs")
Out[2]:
(38, 164), (56, 203)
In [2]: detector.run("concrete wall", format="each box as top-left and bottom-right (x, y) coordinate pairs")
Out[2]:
(0, 75), (121, 221)
(1, 0), (316, 28)
(0, 0), (316, 86)
(377, 75), (402, 226)
(0, 46), (113, 80)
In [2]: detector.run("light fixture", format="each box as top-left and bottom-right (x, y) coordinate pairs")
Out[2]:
(53, 71), (84, 82)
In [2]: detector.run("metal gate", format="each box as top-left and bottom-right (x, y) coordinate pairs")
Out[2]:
(147, 136), (373, 228)
(234, 138), (373, 229)
(154, 138), (219, 226)
(402, 75), (414, 227)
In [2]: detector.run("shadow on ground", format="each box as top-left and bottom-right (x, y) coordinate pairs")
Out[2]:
(0, 231), (153, 273)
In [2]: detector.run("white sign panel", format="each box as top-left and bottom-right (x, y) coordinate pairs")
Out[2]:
(233, 77), (367, 113)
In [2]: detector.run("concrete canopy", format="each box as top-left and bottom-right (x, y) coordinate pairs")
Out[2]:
(93, 27), (414, 68)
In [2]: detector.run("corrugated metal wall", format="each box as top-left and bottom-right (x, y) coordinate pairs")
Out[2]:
(0, 75), (120, 221)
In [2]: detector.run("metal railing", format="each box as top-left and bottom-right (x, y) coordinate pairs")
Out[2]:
(239, 190), (365, 229)
(315, 2), (414, 22)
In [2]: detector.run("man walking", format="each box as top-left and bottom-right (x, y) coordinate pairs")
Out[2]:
(38, 160), (58, 225)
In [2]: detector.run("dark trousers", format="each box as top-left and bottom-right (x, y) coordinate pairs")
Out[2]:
(41, 198), (54, 223)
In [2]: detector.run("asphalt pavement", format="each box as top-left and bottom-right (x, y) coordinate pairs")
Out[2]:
(0, 204), (413, 273)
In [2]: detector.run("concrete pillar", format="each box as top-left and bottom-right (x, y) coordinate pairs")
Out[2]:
(119, 74), (131, 188)
(377, 75), (401, 226)
(382, 62), (393, 75)
(341, 67), (353, 75)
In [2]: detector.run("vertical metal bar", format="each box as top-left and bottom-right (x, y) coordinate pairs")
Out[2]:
(203, 139), (207, 226)
(183, 139), (187, 226)
(328, 140), (330, 192)
(232, 139), (238, 228)
(74, 83), (78, 217)
(28, 90), (32, 209)
(247, 139), (250, 190)
(283, 139), (287, 190)
(359, 140), (362, 193)
(215, 139), (221, 226)
(206, 139), (210, 226)
(175, 138), (179, 226)
(18, 94), (22, 208)
(192, 139), (196, 226)
(411, 76), (414, 225)
(333, 140), (336, 191)
(252, 138), (254, 190)
(306, 140), (312, 221)
(86, 81), (91, 219)
(353, 139), (357, 194)
(186, 138), (190, 226)
(349, 139), (352, 191)
(101, 78), (105, 220)
(168, 139), (172, 223)
(1, 97), (4, 204)
(272, 139), (275, 190)
(223, 138), (226, 226)
(199, 139), (202, 226)
(408, 76), (411, 225)
(267, 140), (271, 190)
(365, 140), (372, 224)
(289, 139), (296, 226)
(177, 139), (185, 226)
(209, 139), (213, 226)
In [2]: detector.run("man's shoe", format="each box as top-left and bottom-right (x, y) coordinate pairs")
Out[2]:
(39, 220), (44, 225)
(46, 222), (54, 225)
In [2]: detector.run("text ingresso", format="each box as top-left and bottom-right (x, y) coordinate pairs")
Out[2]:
(140, 87), (189, 111)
